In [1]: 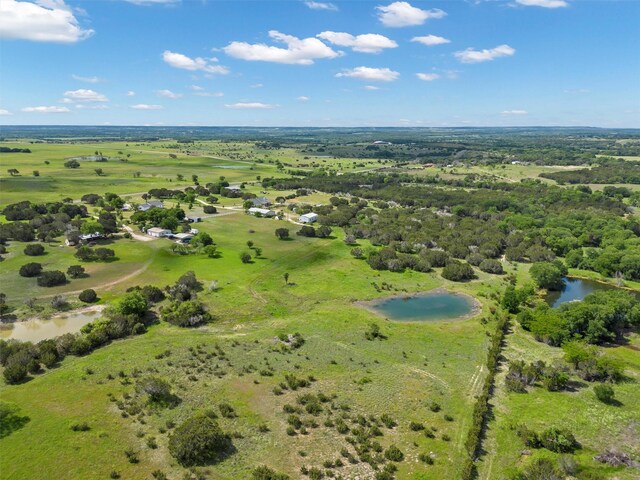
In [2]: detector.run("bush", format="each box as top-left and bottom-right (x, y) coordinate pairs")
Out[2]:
(384, 445), (404, 462)
(252, 465), (290, 480)
(168, 414), (231, 466)
(24, 244), (45, 256)
(78, 288), (97, 303)
(593, 383), (615, 404)
(479, 259), (504, 274)
(539, 427), (579, 453)
(203, 205), (217, 214)
(136, 377), (172, 403)
(37, 270), (66, 287)
(3, 362), (28, 384)
(162, 300), (210, 327)
(275, 228), (290, 240)
(19, 262), (42, 277)
(67, 265), (85, 278)
(297, 226), (316, 237)
(441, 260), (475, 282)
(240, 252), (252, 263)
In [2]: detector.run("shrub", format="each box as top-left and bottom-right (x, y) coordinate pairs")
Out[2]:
(24, 244), (45, 256)
(539, 427), (579, 453)
(168, 414), (231, 466)
(37, 270), (66, 287)
(203, 205), (217, 214)
(162, 300), (210, 327)
(70, 422), (90, 431)
(479, 259), (504, 275)
(3, 362), (28, 384)
(252, 465), (290, 480)
(240, 252), (252, 263)
(19, 262), (42, 277)
(384, 445), (404, 462)
(275, 228), (290, 240)
(51, 295), (67, 310)
(137, 377), (172, 403)
(67, 265), (85, 278)
(441, 260), (475, 282)
(78, 289), (97, 303)
(593, 384), (615, 404)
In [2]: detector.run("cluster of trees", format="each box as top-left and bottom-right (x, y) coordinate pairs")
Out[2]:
(518, 290), (639, 346)
(131, 207), (186, 232)
(505, 360), (569, 393)
(262, 172), (638, 283)
(160, 272), (211, 327)
(540, 158), (640, 185)
(80, 192), (125, 211)
(75, 246), (116, 262)
(296, 225), (332, 238)
(516, 425), (580, 453)
(0, 147), (31, 153)
(1, 289), (156, 384)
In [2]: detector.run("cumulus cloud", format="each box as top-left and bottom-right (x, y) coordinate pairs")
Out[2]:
(72, 74), (101, 83)
(364, 85), (380, 90)
(454, 44), (515, 63)
(0, 0), (94, 43)
(130, 104), (164, 110)
(416, 73), (440, 81)
(515, 0), (568, 8)
(63, 89), (108, 103)
(126, 90), (136, 96)
(376, 2), (446, 28)
(0, 109), (12, 115)
(297, 96), (310, 101)
(157, 89), (182, 99)
(317, 32), (397, 54)
(75, 104), (109, 110)
(162, 50), (229, 74)
(304, 1), (338, 11)
(190, 85), (204, 91)
(22, 105), (70, 113)
(224, 30), (340, 65)
(411, 34), (450, 46)
(194, 91), (224, 97)
(224, 102), (277, 109)
(501, 109), (528, 115)
(336, 66), (399, 82)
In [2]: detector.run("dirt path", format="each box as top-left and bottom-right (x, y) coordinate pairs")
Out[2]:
(122, 225), (156, 242)
(38, 255), (157, 300)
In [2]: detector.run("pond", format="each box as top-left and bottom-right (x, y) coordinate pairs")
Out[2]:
(360, 290), (479, 322)
(0, 307), (104, 343)
(546, 277), (639, 308)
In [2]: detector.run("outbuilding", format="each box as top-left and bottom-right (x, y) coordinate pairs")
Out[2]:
(248, 207), (275, 217)
(147, 227), (172, 238)
(299, 212), (318, 224)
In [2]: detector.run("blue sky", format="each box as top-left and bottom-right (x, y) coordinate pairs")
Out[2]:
(1, 0), (638, 127)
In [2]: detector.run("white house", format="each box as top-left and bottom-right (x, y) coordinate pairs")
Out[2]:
(174, 233), (193, 244)
(299, 212), (318, 224)
(147, 227), (172, 238)
(138, 200), (164, 212)
(248, 207), (275, 217)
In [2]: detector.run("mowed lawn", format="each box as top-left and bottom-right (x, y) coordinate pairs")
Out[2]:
(0, 211), (495, 479)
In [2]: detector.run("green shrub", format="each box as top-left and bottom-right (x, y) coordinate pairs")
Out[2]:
(593, 383), (615, 404)
(78, 289), (97, 303)
(168, 414), (231, 466)
(24, 244), (45, 256)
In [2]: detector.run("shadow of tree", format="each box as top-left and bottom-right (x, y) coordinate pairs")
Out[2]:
(0, 403), (31, 439)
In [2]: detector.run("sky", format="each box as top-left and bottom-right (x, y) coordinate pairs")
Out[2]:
(0, 0), (639, 127)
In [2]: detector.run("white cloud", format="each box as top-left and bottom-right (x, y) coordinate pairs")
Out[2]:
(190, 85), (204, 91)
(194, 91), (224, 97)
(416, 73), (440, 81)
(72, 74), (101, 83)
(317, 31), (397, 54)
(304, 1), (338, 11)
(22, 105), (70, 113)
(364, 85), (380, 90)
(411, 34), (450, 46)
(126, 90), (136, 96)
(75, 104), (109, 110)
(0, 109), (12, 115)
(157, 89), (182, 99)
(336, 66), (399, 82)
(454, 44), (515, 63)
(376, 2), (446, 28)
(224, 30), (340, 65)
(162, 50), (229, 74)
(224, 102), (277, 109)
(64, 89), (108, 102)
(501, 109), (528, 115)
(515, 0), (568, 8)
(251, 83), (264, 88)
(297, 96), (310, 101)
(130, 104), (164, 110)
(0, 0), (94, 43)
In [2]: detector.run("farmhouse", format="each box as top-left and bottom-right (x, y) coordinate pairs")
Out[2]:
(174, 233), (193, 244)
(299, 212), (318, 224)
(138, 200), (164, 211)
(248, 207), (275, 217)
(147, 227), (172, 238)
(248, 196), (271, 207)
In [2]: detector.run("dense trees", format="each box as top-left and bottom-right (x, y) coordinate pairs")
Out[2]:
(23, 244), (45, 256)
(529, 262), (565, 290)
(162, 300), (211, 327)
(19, 262), (42, 277)
(37, 270), (66, 287)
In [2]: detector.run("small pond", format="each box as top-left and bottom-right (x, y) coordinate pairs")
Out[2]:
(545, 277), (638, 308)
(361, 290), (478, 322)
(0, 308), (103, 343)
